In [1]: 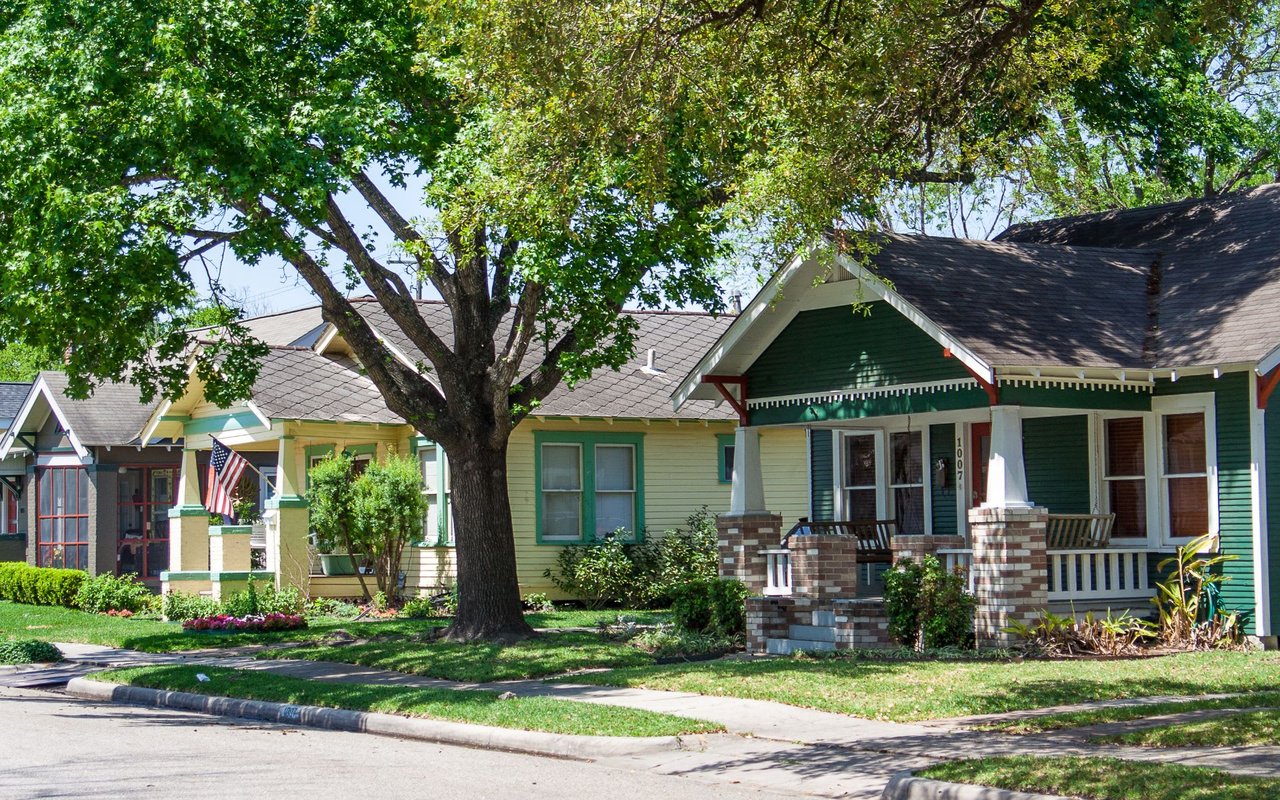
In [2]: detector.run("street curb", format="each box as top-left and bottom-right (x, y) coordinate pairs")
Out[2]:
(65, 677), (695, 760)
(881, 772), (1074, 800)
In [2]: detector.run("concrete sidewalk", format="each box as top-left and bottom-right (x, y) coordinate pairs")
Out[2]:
(47, 642), (1280, 797)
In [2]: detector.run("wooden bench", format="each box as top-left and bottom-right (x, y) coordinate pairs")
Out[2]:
(1046, 513), (1115, 549)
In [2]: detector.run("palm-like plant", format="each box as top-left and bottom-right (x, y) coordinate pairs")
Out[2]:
(1154, 533), (1238, 647)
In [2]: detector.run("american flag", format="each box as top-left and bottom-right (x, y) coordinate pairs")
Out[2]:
(205, 437), (249, 517)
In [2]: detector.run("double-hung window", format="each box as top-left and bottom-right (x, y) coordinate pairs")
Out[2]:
(837, 429), (927, 533)
(418, 443), (453, 545)
(1159, 409), (1212, 541)
(1103, 417), (1148, 539)
(537, 433), (644, 543)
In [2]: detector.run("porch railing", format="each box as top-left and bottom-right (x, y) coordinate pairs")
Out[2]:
(1046, 547), (1152, 603)
(936, 547), (975, 593)
(761, 548), (793, 596)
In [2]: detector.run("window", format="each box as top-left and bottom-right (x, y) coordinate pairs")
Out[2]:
(890, 431), (925, 534)
(536, 433), (644, 543)
(418, 444), (453, 545)
(717, 434), (735, 484)
(117, 466), (177, 578)
(1, 483), (18, 536)
(1161, 411), (1210, 540)
(36, 467), (89, 570)
(841, 432), (879, 520)
(1104, 417), (1148, 538)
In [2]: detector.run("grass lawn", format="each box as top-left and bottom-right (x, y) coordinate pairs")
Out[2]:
(268, 630), (654, 682)
(563, 651), (1280, 723)
(89, 665), (720, 737)
(1094, 709), (1280, 747)
(920, 756), (1280, 799)
(973, 691), (1280, 734)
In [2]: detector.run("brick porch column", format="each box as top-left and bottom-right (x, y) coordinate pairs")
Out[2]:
(717, 513), (781, 596)
(789, 534), (859, 600)
(970, 506), (1049, 648)
(890, 535), (966, 565)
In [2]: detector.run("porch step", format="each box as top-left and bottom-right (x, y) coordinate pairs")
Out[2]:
(765, 638), (836, 655)
(788, 624), (837, 643)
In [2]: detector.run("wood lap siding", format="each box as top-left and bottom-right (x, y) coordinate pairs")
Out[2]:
(809, 429), (835, 522)
(1023, 415), (1091, 514)
(930, 423), (957, 535)
(745, 303), (970, 399)
(1158, 374), (1256, 630)
(1268, 400), (1280, 632)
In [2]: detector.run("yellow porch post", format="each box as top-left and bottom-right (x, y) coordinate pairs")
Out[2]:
(266, 436), (310, 592)
(163, 448), (212, 596)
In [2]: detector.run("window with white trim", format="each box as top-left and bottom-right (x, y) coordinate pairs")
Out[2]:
(837, 428), (928, 532)
(418, 444), (453, 545)
(840, 432), (879, 520)
(1160, 410), (1210, 540)
(1103, 417), (1148, 539)
(890, 431), (925, 534)
(537, 434), (643, 543)
(540, 443), (583, 542)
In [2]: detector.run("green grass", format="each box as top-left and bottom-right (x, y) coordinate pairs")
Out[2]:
(1095, 708), (1280, 747)
(0, 601), (665, 656)
(526, 608), (670, 628)
(920, 756), (1280, 799)
(563, 651), (1280, 722)
(270, 630), (654, 682)
(89, 665), (721, 737)
(973, 691), (1280, 734)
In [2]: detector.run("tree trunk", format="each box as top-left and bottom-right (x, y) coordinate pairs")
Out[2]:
(445, 435), (534, 642)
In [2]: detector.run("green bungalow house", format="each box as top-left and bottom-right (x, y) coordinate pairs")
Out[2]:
(681, 185), (1280, 652)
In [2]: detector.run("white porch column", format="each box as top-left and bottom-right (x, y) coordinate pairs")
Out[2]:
(729, 426), (768, 515)
(984, 405), (1033, 509)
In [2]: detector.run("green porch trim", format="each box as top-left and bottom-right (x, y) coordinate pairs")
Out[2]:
(161, 570), (275, 581)
(1001, 384), (1152, 411)
(750, 386), (990, 426)
(184, 411), (268, 436)
(168, 504), (210, 519)
(266, 495), (309, 509)
(1266, 397), (1280, 633)
(208, 525), (253, 536)
(533, 430), (645, 545)
(716, 433), (735, 484)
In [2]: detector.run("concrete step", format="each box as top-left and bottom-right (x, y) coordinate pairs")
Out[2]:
(765, 638), (836, 655)
(787, 624), (837, 643)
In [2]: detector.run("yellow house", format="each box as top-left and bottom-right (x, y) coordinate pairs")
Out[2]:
(140, 302), (809, 600)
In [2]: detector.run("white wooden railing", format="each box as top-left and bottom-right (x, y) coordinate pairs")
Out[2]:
(1046, 547), (1152, 602)
(761, 548), (793, 596)
(936, 547), (975, 593)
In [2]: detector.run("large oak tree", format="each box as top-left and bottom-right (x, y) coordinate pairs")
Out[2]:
(0, 0), (1252, 638)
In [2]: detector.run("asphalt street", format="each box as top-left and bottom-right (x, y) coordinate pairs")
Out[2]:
(0, 687), (798, 800)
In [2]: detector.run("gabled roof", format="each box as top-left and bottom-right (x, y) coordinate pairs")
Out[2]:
(0, 382), (31, 429)
(246, 347), (404, 425)
(327, 301), (736, 420)
(999, 183), (1280, 368)
(0, 372), (159, 459)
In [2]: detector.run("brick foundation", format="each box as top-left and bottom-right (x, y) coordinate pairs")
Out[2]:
(970, 506), (1049, 648)
(717, 513), (782, 596)
(746, 596), (794, 652)
(789, 534), (860, 600)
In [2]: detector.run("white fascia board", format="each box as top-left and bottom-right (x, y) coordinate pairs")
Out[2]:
(360, 321), (443, 392)
(834, 253), (995, 385)
(0, 377), (89, 460)
(137, 357), (200, 444)
(672, 246), (817, 411)
(243, 400), (273, 430)
(1259, 345), (1280, 377)
(312, 324), (340, 354)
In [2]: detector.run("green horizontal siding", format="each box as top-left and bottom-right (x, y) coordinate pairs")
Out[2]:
(1157, 374), (1256, 632)
(809, 429), (835, 521)
(930, 423), (958, 536)
(1023, 415), (1091, 514)
(1268, 400), (1280, 635)
(746, 303), (970, 398)
(1002, 384), (1152, 411)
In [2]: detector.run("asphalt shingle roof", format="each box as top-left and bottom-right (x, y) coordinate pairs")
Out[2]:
(0, 382), (31, 425)
(247, 347), (404, 425)
(995, 183), (1280, 367)
(37, 372), (158, 446)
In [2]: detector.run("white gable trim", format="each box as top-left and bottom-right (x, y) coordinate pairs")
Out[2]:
(313, 321), (442, 391)
(0, 376), (89, 460)
(1259, 345), (1280, 377)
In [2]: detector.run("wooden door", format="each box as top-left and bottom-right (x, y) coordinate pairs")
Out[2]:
(969, 422), (991, 508)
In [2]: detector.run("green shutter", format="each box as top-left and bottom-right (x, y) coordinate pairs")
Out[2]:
(809, 429), (834, 521)
(929, 423), (957, 535)
(1023, 415), (1091, 514)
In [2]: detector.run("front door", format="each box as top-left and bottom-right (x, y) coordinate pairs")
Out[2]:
(969, 422), (991, 508)
(117, 466), (178, 580)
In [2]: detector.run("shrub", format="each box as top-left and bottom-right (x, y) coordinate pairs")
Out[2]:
(1153, 533), (1247, 649)
(400, 595), (438, 619)
(630, 625), (736, 659)
(74, 573), (153, 614)
(0, 562), (87, 608)
(522, 592), (555, 613)
(670, 578), (748, 637)
(223, 580), (303, 618)
(162, 590), (221, 622)
(1005, 609), (1156, 657)
(0, 638), (63, 664)
(647, 507), (719, 603)
(883, 555), (975, 651)
(305, 597), (362, 619)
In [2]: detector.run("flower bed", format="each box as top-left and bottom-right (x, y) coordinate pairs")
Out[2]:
(183, 613), (307, 632)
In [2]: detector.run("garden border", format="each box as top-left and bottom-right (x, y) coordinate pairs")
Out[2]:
(881, 772), (1072, 800)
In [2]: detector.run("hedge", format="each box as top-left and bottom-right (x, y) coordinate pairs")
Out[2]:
(0, 562), (88, 608)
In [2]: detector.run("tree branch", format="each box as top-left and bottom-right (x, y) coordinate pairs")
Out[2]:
(348, 170), (457, 306)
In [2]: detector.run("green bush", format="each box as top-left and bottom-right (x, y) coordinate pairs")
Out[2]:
(883, 555), (975, 651)
(74, 573), (153, 614)
(630, 625), (735, 659)
(0, 638), (63, 664)
(669, 578), (748, 637)
(400, 595), (437, 619)
(544, 508), (720, 609)
(522, 592), (555, 613)
(0, 562), (87, 608)
(223, 580), (303, 618)
(305, 597), (362, 619)
(162, 590), (221, 622)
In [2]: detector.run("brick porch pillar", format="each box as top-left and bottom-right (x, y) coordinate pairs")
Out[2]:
(717, 512), (781, 596)
(789, 534), (859, 601)
(890, 534), (966, 565)
(970, 506), (1049, 648)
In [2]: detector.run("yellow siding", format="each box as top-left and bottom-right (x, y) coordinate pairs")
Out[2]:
(508, 420), (809, 595)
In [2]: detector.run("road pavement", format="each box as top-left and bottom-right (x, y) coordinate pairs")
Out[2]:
(0, 687), (798, 800)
